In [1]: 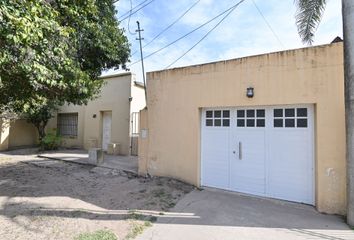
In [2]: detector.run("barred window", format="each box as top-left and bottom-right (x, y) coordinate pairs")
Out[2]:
(57, 113), (78, 137)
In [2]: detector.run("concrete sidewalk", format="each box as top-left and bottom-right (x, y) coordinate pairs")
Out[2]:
(38, 149), (138, 174)
(137, 189), (354, 240)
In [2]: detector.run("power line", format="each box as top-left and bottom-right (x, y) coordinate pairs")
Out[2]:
(118, 0), (150, 20)
(127, 0), (248, 67)
(119, 0), (156, 22)
(146, 0), (200, 47)
(130, 0), (201, 56)
(127, 0), (137, 35)
(251, 0), (284, 48)
(165, 0), (246, 69)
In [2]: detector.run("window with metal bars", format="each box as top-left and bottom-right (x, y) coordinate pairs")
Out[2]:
(57, 113), (78, 137)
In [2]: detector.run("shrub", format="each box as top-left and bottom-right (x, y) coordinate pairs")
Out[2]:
(40, 129), (61, 150)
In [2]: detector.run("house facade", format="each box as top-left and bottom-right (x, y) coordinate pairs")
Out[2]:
(139, 42), (346, 215)
(0, 72), (146, 155)
(46, 72), (146, 155)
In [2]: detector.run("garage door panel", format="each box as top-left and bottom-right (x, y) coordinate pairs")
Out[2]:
(201, 129), (229, 189)
(268, 130), (313, 204)
(230, 130), (266, 195)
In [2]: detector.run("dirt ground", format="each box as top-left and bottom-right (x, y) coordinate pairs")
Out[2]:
(0, 151), (193, 240)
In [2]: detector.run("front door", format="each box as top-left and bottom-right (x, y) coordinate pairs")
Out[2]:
(102, 111), (112, 151)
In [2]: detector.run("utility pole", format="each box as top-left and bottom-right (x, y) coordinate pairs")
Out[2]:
(136, 21), (147, 104)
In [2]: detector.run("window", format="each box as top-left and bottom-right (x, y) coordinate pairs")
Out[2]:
(57, 113), (78, 137)
(237, 109), (265, 127)
(273, 107), (308, 128)
(205, 110), (230, 127)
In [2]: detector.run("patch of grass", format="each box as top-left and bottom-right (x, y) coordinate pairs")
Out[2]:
(75, 230), (117, 240)
(124, 210), (156, 239)
(124, 221), (152, 240)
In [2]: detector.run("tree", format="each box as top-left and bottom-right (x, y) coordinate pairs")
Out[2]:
(0, 0), (130, 139)
(294, 0), (354, 226)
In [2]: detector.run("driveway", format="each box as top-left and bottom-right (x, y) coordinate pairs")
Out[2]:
(137, 188), (354, 240)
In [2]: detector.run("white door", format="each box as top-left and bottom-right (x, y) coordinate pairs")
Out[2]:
(201, 105), (314, 204)
(102, 111), (112, 151)
(267, 107), (314, 204)
(230, 109), (266, 195)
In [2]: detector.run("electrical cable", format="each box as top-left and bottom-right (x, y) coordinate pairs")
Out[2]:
(118, 0), (150, 20)
(251, 0), (284, 48)
(127, 0), (137, 35)
(127, 0), (249, 67)
(165, 0), (246, 69)
(119, 0), (156, 22)
(130, 0), (201, 56)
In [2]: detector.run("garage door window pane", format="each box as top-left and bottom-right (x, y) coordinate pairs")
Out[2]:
(237, 119), (245, 127)
(247, 110), (255, 118)
(223, 110), (230, 118)
(274, 119), (283, 127)
(285, 119), (295, 127)
(297, 108), (307, 117)
(214, 111), (221, 118)
(274, 109), (283, 117)
(257, 109), (265, 118)
(247, 119), (255, 127)
(297, 119), (307, 128)
(257, 119), (265, 127)
(285, 108), (295, 117)
(206, 119), (213, 126)
(206, 111), (213, 118)
(214, 119), (221, 126)
(223, 119), (230, 127)
(237, 110), (245, 118)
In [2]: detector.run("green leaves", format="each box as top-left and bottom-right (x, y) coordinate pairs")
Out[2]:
(0, 0), (130, 108)
(294, 0), (327, 45)
(0, 0), (130, 140)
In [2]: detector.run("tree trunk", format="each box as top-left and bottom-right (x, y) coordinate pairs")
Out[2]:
(35, 122), (46, 142)
(343, 0), (354, 227)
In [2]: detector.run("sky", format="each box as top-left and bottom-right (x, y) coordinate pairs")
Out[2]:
(103, 0), (343, 81)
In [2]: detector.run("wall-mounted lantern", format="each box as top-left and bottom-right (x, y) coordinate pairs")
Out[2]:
(93, 114), (97, 118)
(246, 87), (254, 98)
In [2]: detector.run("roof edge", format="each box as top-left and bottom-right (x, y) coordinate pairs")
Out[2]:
(99, 71), (132, 79)
(148, 41), (343, 75)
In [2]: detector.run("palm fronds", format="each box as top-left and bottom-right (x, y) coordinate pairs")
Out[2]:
(294, 0), (327, 45)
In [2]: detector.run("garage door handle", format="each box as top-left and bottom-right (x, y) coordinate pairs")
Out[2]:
(239, 142), (242, 160)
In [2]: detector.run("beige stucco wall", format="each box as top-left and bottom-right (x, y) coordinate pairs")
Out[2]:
(140, 42), (346, 215)
(9, 120), (38, 148)
(82, 73), (132, 155)
(47, 72), (139, 155)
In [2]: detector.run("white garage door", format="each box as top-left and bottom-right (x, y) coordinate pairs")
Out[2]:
(201, 105), (314, 204)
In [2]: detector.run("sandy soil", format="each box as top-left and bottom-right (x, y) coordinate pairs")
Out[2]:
(0, 152), (193, 240)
